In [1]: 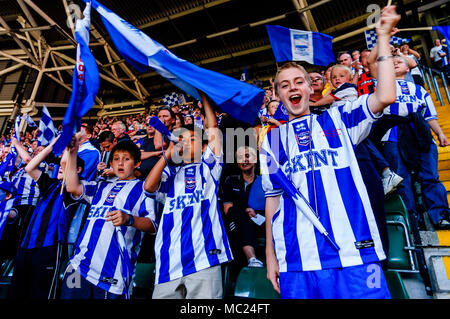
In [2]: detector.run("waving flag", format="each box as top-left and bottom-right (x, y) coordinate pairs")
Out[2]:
(0, 150), (16, 178)
(266, 25), (334, 66)
(14, 116), (21, 141)
(53, 1), (99, 156)
(162, 92), (182, 107)
(38, 106), (58, 146)
(86, 0), (263, 125)
(21, 114), (37, 127)
(364, 30), (411, 49)
(433, 26), (450, 44)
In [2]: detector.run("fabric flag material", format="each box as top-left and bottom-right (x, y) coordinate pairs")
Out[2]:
(162, 91), (181, 107)
(86, 0), (264, 125)
(0, 150), (16, 178)
(21, 114), (37, 127)
(14, 116), (21, 141)
(38, 106), (58, 146)
(53, 1), (99, 156)
(266, 25), (334, 66)
(433, 26), (450, 44)
(240, 67), (248, 81)
(364, 30), (411, 50)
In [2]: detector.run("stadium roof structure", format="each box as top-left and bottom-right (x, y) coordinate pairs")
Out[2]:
(0, 0), (446, 123)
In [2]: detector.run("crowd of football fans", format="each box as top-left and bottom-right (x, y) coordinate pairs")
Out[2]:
(0, 29), (449, 299)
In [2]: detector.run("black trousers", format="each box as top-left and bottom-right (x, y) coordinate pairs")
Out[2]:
(355, 153), (390, 270)
(9, 245), (59, 299)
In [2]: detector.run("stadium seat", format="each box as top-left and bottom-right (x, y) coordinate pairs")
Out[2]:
(386, 214), (413, 270)
(384, 194), (418, 271)
(384, 270), (410, 299)
(384, 193), (412, 234)
(132, 262), (155, 299)
(233, 266), (280, 299)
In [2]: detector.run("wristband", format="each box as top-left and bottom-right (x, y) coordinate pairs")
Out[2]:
(126, 214), (134, 226)
(376, 55), (394, 62)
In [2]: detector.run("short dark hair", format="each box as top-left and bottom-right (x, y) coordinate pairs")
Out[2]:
(180, 124), (206, 145)
(110, 140), (141, 163)
(76, 156), (85, 174)
(158, 106), (176, 119)
(98, 130), (115, 143)
(81, 123), (94, 135)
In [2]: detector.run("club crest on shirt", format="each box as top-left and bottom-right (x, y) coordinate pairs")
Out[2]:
(184, 167), (196, 190)
(105, 183), (126, 205)
(293, 121), (310, 146)
(399, 81), (410, 95)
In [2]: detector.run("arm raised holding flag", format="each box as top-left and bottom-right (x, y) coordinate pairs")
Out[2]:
(53, 1), (99, 156)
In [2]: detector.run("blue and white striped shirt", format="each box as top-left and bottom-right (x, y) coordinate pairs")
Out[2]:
(78, 141), (101, 181)
(69, 177), (157, 295)
(260, 94), (386, 273)
(11, 167), (41, 207)
(0, 198), (15, 240)
(380, 80), (437, 142)
(154, 145), (233, 284)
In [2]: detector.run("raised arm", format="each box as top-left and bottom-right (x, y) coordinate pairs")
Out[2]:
(25, 136), (59, 181)
(407, 47), (421, 60)
(309, 94), (336, 107)
(11, 137), (32, 163)
(144, 142), (175, 193)
(368, 6), (401, 114)
(199, 91), (221, 157)
(65, 134), (83, 197)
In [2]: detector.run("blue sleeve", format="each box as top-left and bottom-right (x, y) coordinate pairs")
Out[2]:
(78, 148), (100, 181)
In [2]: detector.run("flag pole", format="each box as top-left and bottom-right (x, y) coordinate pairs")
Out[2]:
(332, 24), (433, 44)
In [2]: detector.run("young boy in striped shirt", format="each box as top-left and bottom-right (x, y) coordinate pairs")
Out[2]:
(9, 137), (84, 299)
(260, 6), (400, 299)
(61, 139), (157, 299)
(144, 91), (233, 299)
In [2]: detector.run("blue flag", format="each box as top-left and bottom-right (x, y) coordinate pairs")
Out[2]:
(21, 114), (37, 127)
(14, 116), (21, 141)
(53, 1), (99, 156)
(273, 101), (289, 122)
(0, 151), (15, 178)
(38, 106), (58, 146)
(266, 25), (334, 66)
(86, 0), (264, 124)
(433, 26), (450, 44)
(364, 30), (411, 50)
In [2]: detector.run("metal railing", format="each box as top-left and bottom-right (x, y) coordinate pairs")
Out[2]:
(418, 64), (450, 106)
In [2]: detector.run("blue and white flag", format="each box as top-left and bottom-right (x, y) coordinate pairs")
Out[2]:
(240, 67), (248, 82)
(86, 0), (264, 125)
(364, 30), (411, 50)
(53, 1), (99, 156)
(21, 114), (37, 127)
(38, 106), (58, 146)
(0, 151), (16, 178)
(266, 25), (334, 66)
(14, 116), (21, 141)
(162, 92), (181, 107)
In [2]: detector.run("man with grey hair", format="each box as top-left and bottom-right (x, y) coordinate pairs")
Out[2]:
(111, 121), (130, 143)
